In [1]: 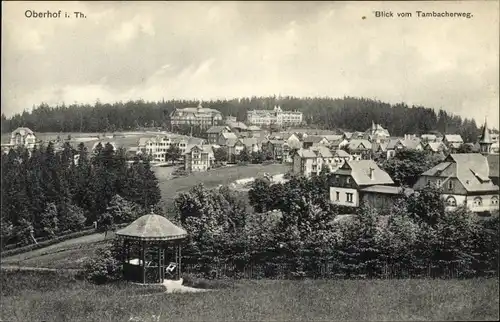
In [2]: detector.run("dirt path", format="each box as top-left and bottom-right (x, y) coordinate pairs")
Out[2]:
(0, 265), (82, 273)
(1, 232), (114, 263)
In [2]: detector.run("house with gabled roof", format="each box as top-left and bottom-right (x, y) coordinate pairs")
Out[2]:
(217, 132), (238, 146)
(329, 160), (399, 210)
(423, 141), (448, 155)
(184, 145), (215, 172)
(292, 146), (335, 177)
(413, 153), (499, 214)
(302, 135), (330, 149)
(206, 126), (231, 144)
(346, 139), (372, 160)
(443, 134), (464, 152)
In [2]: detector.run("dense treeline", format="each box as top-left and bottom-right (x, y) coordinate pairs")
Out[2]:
(169, 176), (498, 280)
(0, 143), (161, 248)
(1, 96), (484, 142)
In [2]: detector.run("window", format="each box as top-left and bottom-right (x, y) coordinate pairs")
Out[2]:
(473, 197), (483, 207)
(346, 177), (351, 184)
(336, 191), (340, 201)
(446, 196), (457, 207)
(448, 180), (454, 190)
(346, 193), (353, 203)
(492, 196), (499, 205)
(436, 179), (442, 187)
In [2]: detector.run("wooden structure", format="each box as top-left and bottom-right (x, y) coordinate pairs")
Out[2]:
(115, 211), (188, 284)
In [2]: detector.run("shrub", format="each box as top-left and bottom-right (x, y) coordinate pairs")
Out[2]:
(82, 239), (122, 284)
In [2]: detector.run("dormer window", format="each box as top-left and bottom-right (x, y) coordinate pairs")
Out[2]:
(346, 177), (351, 184)
(448, 180), (454, 190)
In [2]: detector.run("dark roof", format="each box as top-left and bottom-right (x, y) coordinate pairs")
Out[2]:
(116, 213), (187, 241)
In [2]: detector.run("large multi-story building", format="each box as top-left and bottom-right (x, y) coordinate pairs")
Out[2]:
(246, 105), (303, 127)
(137, 135), (205, 162)
(170, 102), (223, 128)
(292, 146), (336, 177)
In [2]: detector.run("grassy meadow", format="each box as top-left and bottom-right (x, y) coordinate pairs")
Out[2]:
(1, 270), (498, 321)
(158, 163), (290, 205)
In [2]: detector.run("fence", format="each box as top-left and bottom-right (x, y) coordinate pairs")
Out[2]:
(182, 260), (499, 280)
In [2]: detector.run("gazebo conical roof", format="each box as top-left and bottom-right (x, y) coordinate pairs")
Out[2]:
(116, 213), (188, 241)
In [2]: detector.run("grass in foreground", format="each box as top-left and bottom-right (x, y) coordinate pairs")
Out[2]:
(1, 270), (498, 322)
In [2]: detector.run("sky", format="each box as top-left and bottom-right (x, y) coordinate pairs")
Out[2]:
(2, 1), (499, 128)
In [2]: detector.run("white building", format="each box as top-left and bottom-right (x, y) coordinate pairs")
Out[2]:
(2, 127), (38, 153)
(246, 105), (303, 127)
(170, 102), (223, 128)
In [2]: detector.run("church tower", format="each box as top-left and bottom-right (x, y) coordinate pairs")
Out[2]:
(479, 118), (492, 155)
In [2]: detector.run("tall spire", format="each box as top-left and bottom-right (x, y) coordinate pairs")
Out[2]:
(479, 117), (492, 155)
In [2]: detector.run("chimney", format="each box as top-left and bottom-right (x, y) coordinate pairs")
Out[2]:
(369, 167), (374, 179)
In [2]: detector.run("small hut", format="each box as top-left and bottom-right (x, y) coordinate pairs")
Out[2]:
(115, 211), (188, 284)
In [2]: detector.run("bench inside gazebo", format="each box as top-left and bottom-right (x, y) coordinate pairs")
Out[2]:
(115, 211), (188, 284)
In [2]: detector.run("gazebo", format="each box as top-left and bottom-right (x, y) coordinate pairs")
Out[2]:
(115, 211), (188, 284)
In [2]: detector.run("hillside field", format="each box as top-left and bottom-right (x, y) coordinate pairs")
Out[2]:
(1, 269), (498, 322)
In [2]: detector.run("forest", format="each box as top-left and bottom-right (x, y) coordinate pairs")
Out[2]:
(0, 142), (161, 248)
(1, 96), (486, 142)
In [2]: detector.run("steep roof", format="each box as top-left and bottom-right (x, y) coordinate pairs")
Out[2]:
(444, 134), (464, 143)
(304, 135), (327, 144)
(221, 132), (238, 140)
(479, 120), (492, 144)
(184, 144), (214, 155)
(312, 145), (333, 158)
(11, 127), (35, 136)
(336, 160), (394, 186)
(206, 126), (230, 134)
(422, 153), (499, 192)
(322, 134), (343, 142)
(386, 138), (402, 150)
(334, 149), (351, 158)
(400, 138), (422, 150)
(296, 148), (318, 158)
(348, 139), (372, 151)
(425, 142), (447, 152)
(227, 121), (248, 130)
(116, 213), (187, 241)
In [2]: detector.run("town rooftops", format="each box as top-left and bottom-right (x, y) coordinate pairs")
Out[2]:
(334, 149), (351, 158)
(347, 139), (372, 151)
(425, 142), (447, 152)
(226, 121), (248, 130)
(421, 153), (499, 192)
(335, 160), (394, 186)
(247, 125), (261, 131)
(304, 135), (327, 144)
(184, 144), (214, 155)
(206, 126), (230, 134)
(116, 212), (187, 241)
(444, 134), (464, 143)
(220, 132), (238, 140)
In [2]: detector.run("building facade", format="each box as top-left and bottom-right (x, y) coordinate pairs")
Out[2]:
(246, 105), (303, 127)
(184, 145), (215, 172)
(292, 146), (335, 177)
(206, 126), (231, 144)
(413, 153), (499, 214)
(170, 102), (223, 128)
(329, 160), (395, 208)
(2, 127), (38, 153)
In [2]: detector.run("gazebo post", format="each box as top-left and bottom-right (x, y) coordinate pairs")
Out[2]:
(142, 240), (146, 284)
(157, 246), (162, 283)
(178, 243), (182, 280)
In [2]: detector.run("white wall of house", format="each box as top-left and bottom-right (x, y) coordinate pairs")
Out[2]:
(442, 193), (499, 213)
(330, 187), (359, 207)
